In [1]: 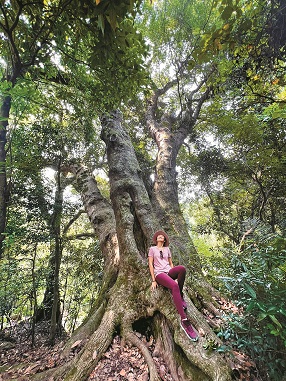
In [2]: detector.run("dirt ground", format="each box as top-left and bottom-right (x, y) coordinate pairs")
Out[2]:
(0, 321), (174, 381)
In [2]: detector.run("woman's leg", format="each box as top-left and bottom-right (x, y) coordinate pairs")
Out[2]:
(155, 272), (186, 319)
(156, 270), (198, 341)
(168, 265), (186, 295)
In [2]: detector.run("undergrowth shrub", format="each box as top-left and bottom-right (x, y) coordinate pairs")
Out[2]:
(202, 226), (286, 381)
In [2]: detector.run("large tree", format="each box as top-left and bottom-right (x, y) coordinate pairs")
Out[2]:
(35, 109), (232, 381)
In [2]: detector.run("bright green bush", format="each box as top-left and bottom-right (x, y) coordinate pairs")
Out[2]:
(202, 227), (286, 381)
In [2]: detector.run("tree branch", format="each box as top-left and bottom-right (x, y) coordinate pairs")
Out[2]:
(62, 209), (86, 236)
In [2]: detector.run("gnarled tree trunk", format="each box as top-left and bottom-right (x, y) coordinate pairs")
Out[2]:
(37, 111), (233, 381)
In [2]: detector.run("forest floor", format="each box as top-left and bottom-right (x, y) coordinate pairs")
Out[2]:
(0, 320), (173, 381)
(0, 300), (261, 381)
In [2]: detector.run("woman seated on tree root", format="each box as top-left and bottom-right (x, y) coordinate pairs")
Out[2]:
(148, 230), (198, 342)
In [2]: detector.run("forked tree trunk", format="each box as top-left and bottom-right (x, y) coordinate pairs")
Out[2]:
(37, 111), (233, 381)
(145, 79), (212, 271)
(145, 83), (221, 307)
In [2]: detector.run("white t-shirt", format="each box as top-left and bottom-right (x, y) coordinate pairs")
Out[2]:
(148, 246), (171, 276)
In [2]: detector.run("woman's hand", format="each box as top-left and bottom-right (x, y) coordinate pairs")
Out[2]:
(151, 281), (157, 290)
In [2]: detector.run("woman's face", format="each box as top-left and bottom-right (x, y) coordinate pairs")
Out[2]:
(156, 234), (165, 244)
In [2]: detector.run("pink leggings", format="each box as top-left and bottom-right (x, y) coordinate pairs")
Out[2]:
(155, 265), (186, 319)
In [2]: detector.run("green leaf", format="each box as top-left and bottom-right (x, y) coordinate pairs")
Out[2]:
(246, 299), (257, 312)
(98, 14), (105, 34)
(106, 5), (118, 31)
(257, 312), (268, 322)
(279, 308), (286, 317)
(221, 6), (234, 21)
(269, 315), (282, 329)
(244, 283), (257, 299)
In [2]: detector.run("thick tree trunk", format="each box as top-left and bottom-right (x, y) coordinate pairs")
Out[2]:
(146, 83), (210, 270)
(38, 111), (233, 381)
(145, 84), (222, 309)
(0, 95), (10, 258)
(99, 111), (232, 381)
(66, 161), (120, 293)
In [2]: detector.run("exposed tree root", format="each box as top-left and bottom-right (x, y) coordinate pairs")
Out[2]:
(62, 309), (116, 381)
(32, 310), (117, 381)
(124, 329), (161, 381)
(152, 315), (184, 381)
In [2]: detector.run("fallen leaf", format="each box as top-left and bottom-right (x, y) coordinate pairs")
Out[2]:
(71, 340), (82, 349)
(119, 369), (126, 376)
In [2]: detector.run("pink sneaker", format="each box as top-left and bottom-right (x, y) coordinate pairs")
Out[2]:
(181, 319), (198, 341)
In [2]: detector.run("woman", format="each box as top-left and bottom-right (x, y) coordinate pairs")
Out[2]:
(148, 230), (198, 341)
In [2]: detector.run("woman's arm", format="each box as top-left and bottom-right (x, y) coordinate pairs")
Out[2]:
(168, 257), (174, 268)
(148, 256), (157, 290)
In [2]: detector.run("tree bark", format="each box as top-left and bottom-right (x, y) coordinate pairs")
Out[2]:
(66, 161), (120, 293)
(146, 81), (210, 271)
(145, 82), (223, 308)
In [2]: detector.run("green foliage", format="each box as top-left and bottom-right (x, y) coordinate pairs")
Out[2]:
(0, 243), (49, 326)
(1, 100), (105, 331)
(0, 259), (24, 323)
(179, 83), (286, 243)
(194, 0), (286, 70)
(2, 160), (102, 333)
(61, 239), (103, 332)
(202, 227), (286, 380)
(138, 0), (219, 90)
(1, 0), (149, 111)
(0, 4), (285, 377)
